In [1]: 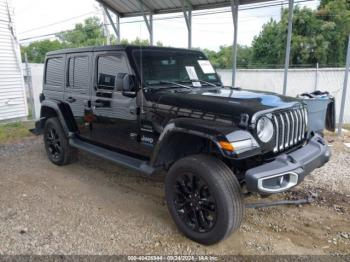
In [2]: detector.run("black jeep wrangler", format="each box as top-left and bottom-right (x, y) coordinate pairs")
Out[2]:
(36, 45), (331, 245)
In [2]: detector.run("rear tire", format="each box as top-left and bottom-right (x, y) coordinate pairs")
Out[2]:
(43, 117), (77, 166)
(165, 154), (244, 245)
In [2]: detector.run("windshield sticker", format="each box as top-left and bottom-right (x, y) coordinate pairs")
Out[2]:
(198, 60), (215, 74)
(185, 66), (199, 80)
(193, 81), (202, 87)
(208, 75), (217, 80)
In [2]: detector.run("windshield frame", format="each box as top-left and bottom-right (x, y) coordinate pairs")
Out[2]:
(131, 48), (222, 89)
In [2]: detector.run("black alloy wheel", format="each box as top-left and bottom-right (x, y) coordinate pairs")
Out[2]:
(165, 154), (244, 245)
(43, 117), (77, 166)
(174, 172), (217, 233)
(45, 127), (62, 160)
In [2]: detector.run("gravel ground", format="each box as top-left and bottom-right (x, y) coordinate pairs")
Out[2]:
(0, 134), (349, 255)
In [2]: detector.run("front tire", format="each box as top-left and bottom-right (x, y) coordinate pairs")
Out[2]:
(165, 154), (244, 245)
(43, 117), (77, 166)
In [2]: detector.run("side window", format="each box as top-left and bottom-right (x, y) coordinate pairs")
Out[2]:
(97, 55), (129, 91)
(74, 56), (89, 89)
(45, 57), (64, 87)
(67, 56), (89, 89)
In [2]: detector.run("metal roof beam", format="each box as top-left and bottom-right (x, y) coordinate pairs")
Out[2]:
(103, 6), (121, 44)
(97, 0), (275, 18)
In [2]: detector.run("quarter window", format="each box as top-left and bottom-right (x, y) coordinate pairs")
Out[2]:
(45, 57), (64, 86)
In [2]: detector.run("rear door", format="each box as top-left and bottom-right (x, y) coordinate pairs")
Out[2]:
(64, 53), (92, 138)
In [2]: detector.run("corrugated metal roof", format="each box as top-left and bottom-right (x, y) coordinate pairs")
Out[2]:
(98, 0), (273, 17)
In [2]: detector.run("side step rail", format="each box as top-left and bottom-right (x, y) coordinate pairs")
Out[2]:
(69, 138), (155, 175)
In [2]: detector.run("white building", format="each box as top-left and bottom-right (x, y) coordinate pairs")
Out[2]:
(0, 0), (28, 121)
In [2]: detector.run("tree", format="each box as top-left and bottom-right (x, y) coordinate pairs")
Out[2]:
(251, 7), (327, 67)
(56, 17), (107, 48)
(120, 37), (150, 46)
(251, 1), (350, 68)
(204, 45), (252, 69)
(21, 40), (63, 63)
(120, 38), (164, 46)
(317, 0), (350, 66)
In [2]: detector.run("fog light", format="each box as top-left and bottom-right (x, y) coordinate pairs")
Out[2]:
(258, 172), (299, 193)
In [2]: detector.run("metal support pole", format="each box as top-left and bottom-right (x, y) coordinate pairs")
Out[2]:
(283, 0), (294, 95)
(338, 35), (350, 136)
(116, 14), (120, 43)
(182, 0), (192, 49)
(149, 14), (153, 45)
(24, 53), (35, 119)
(188, 10), (192, 49)
(314, 62), (319, 91)
(139, 0), (153, 45)
(102, 6), (110, 45)
(103, 6), (120, 44)
(231, 0), (239, 88)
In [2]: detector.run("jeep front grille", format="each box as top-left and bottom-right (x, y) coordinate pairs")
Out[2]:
(272, 107), (308, 153)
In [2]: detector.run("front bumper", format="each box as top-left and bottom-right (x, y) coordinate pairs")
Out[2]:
(245, 134), (331, 194)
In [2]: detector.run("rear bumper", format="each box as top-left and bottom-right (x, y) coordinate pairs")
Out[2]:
(245, 134), (331, 194)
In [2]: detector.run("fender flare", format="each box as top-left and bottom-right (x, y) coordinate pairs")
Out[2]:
(150, 122), (226, 167)
(40, 100), (77, 137)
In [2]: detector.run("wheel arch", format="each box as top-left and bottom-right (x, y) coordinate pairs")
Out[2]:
(150, 122), (225, 169)
(39, 100), (77, 136)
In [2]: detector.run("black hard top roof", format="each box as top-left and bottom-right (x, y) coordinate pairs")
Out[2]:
(46, 45), (203, 56)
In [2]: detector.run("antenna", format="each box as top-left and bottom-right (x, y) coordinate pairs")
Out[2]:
(139, 24), (144, 114)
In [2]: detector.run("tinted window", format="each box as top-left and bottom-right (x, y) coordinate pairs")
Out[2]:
(97, 55), (129, 91)
(67, 58), (74, 87)
(67, 56), (89, 89)
(74, 56), (89, 89)
(46, 57), (64, 86)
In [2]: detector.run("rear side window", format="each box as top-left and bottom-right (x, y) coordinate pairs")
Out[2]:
(67, 56), (89, 89)
(45, 57), (64, 86)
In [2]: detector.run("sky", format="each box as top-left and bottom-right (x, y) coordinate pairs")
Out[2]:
(13, 0), (319, 51)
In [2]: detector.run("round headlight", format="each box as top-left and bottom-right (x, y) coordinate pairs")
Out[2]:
(257, 117), (274, 143)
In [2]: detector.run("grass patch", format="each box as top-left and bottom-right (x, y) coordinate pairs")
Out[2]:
(343, 124), (350, 131)
(0, 121), (34, 144)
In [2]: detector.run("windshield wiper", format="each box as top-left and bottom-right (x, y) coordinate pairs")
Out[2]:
(180, 80), (220, 88)
(145, 80), (192, 89)
(160, 81), (192, 89)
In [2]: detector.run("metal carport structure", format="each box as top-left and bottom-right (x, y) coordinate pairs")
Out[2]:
(96, 0), (349, 134)
(97, 0), (294, 91)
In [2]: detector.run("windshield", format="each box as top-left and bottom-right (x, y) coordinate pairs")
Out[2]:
(132, 49), (220, 87)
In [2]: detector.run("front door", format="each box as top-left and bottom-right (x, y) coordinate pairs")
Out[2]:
(89, 52), (145, 156)
(64, 53), (92, 139)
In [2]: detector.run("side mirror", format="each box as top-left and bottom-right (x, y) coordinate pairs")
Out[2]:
(122, 74), (138, 98)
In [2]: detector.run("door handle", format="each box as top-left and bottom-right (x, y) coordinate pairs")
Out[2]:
(66, 97), (76, 103)
(93, 101), (105, 108)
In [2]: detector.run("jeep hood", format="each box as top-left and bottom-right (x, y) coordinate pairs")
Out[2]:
(151, 88), (301, 122)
